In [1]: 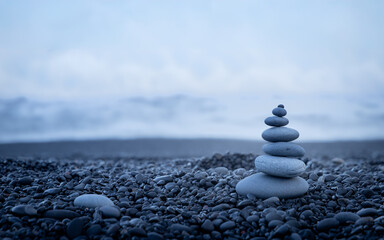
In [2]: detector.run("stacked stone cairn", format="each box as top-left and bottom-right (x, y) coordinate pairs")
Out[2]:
(236, 104), (309, 199)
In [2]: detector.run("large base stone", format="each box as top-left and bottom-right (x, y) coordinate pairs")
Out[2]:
(236, 173), (309, 199)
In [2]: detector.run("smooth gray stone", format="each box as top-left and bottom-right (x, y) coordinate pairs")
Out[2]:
(272, 107), (287, 117)
(255, 155), (305, 178)
(262, 127), (299, 142)
(263, 142), (305, 157)
(74, 194), (114, 208)
(264, 116), (289, 127)
(236, 173), (308, 199)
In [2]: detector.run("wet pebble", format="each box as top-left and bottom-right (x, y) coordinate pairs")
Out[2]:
(357, 208), (378, 217)
(11, 205), (37, 216)
(317, 218), (339, 232)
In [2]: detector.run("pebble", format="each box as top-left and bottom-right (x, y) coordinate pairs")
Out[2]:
(309, 173), (319, 181)
(212, 203), (231, 211)
(273, 224), (290, 237)
(219, 221), (235, 231)
(272, 107), (287, 117)
(17, 177), (34, 185)
(86, 224), (102, 236)
(331, 157), (345, 164)
(255, 155), (305, 178)
(67, 218), (84, 239)
(74, 194), (114, 208)
(264, 116), (289, 127)
(170, 223), (192, 233)
(214, 167), (229, 175)
(335, 212), (360, 224)
(263, 142), (305, 157)
(262, 127), (299, 142)
(107, 224), (119, 236)
(266, 212), (283, 222)
(263, 196), (280, 207)
(317, 218), (339, 231)
(11, 205), (37, 216)
(201, 219), (214, 232)
(357, 208), (378, 217)
(236, 173), (309, 199)
(128, 227), (147, 236)
(147, 232), (164, 240)
(154, 175), (173, 183)
(44, 209), (80, 219)
(100, 206), (121, 218)
(355, 217), (373, 226)
(194, 171), (208, 180)
(43, 188), (61, 195)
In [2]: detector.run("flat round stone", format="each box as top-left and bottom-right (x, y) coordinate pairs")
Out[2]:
(236, 173), (308, 199)
(74, 194), (114, 208)
(264, 116), (289, 127)
(263, 142), (305, 157)
(262, 127), (299, 142)
(255, 155), (305, 178)
(272, 107), (287, 117)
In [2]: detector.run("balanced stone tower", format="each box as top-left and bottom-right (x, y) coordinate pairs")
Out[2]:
(236, 104), (309, 199)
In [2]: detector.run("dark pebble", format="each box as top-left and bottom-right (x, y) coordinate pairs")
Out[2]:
(170, 223), (192, 233)
(355, 217), (373, 226)
(17, 177), (34, 185)
(356, 208), (378, 217)
(309, 173), (319, 181)
(11, 205), (37, 216)
(107, 224), (120, 236)
(201, 219), (214, 232)
(334, 212), (360, 224)
(317, 218), (339, 232)
(147, 232), (164, 240)
(67, 218), (84, 239)
(43, 188), (61, 195)
(219, 221), (235, 231)
(266, 212), (283, 222)
(86, 224), (102, 236)
(44, 210), (80, 219)
(361, 189), (375, 198)
(128, 227), (147, 237)
(272, 224), (290, 237)
(212, 203), (231, 211)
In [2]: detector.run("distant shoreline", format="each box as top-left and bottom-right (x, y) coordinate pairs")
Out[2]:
(0, 138), (383, 158)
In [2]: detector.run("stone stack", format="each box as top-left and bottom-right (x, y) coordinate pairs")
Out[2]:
(236, 104), (309, 199)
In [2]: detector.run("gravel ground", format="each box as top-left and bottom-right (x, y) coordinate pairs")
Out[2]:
(1, 151), (384, 239)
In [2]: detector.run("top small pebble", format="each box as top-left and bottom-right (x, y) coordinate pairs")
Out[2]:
(272, 104), (287, 117)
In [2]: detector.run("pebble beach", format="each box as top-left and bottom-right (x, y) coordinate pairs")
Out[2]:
(1, 140), (384, 239)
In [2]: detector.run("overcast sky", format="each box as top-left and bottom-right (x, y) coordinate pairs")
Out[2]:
(0, 1), (383, 142)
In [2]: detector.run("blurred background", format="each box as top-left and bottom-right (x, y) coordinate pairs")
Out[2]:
(1, 0), (384, 143)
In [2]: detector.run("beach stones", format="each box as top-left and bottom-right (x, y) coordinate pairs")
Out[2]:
(236, 104), (309, 199)
(74, 194), (114, 208)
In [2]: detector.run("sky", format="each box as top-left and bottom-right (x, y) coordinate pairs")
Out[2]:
(0, 0), (384, 142)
